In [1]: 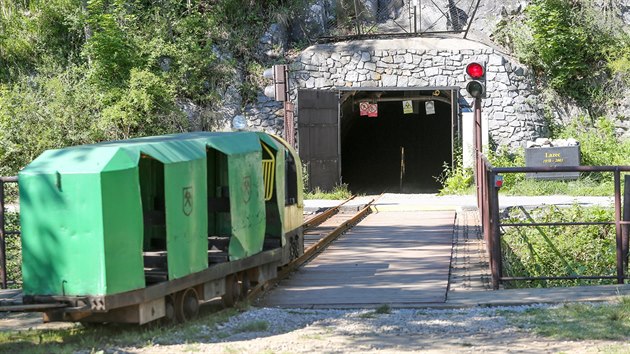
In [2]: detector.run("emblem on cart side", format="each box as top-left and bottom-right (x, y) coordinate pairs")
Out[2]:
(183, 186), (193, 216)
(242, 176), (251, 203)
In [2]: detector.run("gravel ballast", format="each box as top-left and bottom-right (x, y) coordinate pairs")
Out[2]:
(129, 305), (630, 353)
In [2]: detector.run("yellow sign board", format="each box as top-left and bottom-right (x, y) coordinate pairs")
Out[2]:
(402, 100), (413, 114)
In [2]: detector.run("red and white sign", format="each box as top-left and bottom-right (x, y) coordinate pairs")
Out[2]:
(359, 102), (369, 116)
(367, 103), (378, 117)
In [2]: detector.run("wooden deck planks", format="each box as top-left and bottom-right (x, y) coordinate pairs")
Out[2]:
(263, 210), (456, 307)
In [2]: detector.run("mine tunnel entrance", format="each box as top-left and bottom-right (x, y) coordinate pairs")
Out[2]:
(298, 88), (460, 194)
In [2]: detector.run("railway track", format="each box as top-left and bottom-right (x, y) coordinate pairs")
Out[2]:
(0, 197), (378, 323)
(247, 196), (379, 302)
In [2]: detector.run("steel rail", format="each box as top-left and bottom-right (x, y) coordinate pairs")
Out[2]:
(247, 196), (378, 302)
(302, 195), (356, 230)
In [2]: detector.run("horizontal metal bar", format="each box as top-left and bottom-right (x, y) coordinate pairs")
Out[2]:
(500, 221), (614, 227)
(493, 166), (630, 173)
(501, 275), (624, 281)
(0, 176), (17, 183)
(316, 30), (464, 43)
(355, 95), (451, 105)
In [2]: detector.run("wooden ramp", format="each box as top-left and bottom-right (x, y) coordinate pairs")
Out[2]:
(262, 210), (455, 307)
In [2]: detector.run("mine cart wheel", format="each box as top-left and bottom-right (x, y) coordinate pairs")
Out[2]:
(163, 294), (176, 324)
(222, 274), (240, 308)
(239, 271), (251, 300)
(175, 287), (199, 323)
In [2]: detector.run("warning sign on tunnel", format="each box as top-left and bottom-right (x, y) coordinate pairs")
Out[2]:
(359, 102), (369, 116)
(402, 100), (413, 114)
(360, 102), (378, 117)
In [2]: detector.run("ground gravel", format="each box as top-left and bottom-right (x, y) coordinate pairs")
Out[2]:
(128, 304), (630, 353)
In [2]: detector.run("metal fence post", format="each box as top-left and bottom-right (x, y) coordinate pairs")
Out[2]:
(0, 180), (6, 289)
(490, 169), (502, 289)
(623, 175), (630, 270)
(615, 169), (624, 284)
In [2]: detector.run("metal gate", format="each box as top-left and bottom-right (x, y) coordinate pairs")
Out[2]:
(298, 90), (340, 191)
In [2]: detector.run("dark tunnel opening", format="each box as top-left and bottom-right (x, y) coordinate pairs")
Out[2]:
(341, 91), (454, 194)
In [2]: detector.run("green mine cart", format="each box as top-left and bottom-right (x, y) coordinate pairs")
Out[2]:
(16, 132), (303, 324)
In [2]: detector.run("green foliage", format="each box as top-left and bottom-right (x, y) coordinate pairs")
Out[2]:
(559, 116), (630, 168)
(437, 153), (474, 195)
(606, 33), (630, 85)
(374, 304), (391, 314)
(524, 0), (610, 102)
(0, 0), (290, 175)
(0, 70), (101, 175)
(495, 0), (630, 107)
(83, 0), (140, 87)
(99, 69), (188, 140)
(4, 211), (21, 288)
(0, 0), (84, 81)
(358, 304), (391, 319)
(509, 298), (630, 340)
(0, 305), (242, 352)
(497, 177), (614, 197)
(476, 116), (630, 196)
(501, 205), (618, 288)
(305, 184), (353, 200)
(486, 146), (526, 189)
(0, 66), (186, 175)
(233, 320), (269, 333)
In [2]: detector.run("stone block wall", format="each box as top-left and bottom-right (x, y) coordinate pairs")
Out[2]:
(247, 39), (547, 149)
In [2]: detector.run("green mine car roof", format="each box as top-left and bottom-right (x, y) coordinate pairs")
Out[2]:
(20, 131), (266, 174)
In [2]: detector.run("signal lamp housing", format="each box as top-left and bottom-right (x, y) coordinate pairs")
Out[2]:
(465, 62), (486, 99)
(262, 64), (287, 102)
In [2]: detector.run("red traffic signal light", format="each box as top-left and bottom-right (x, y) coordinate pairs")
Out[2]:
(465, 62), (486, 99)
(466, 62), (485, 79)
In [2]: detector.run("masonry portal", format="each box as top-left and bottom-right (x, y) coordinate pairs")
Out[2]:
(341, 90), (454, 194)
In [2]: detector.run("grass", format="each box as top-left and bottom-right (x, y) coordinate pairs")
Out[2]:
(305, 184), (353, 200)
(508, 297), (630, 340)
(497, 176), (615, 196)
(358, 304), (391, 318)
(500, 204), (619, 288)
(232, 320), (269, 333)
(0, 305), (240, 353)
(374, 304), (391, 314)
(439, 174), (618, 197)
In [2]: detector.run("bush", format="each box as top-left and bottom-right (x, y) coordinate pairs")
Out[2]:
(99, 69), (188, 140)
(305, 184), (353, 200)
(494, 0), (629, 109)
(0, 72), (102, 175)
(559, 116), (630, 168)
(486, 146), (526, 190)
